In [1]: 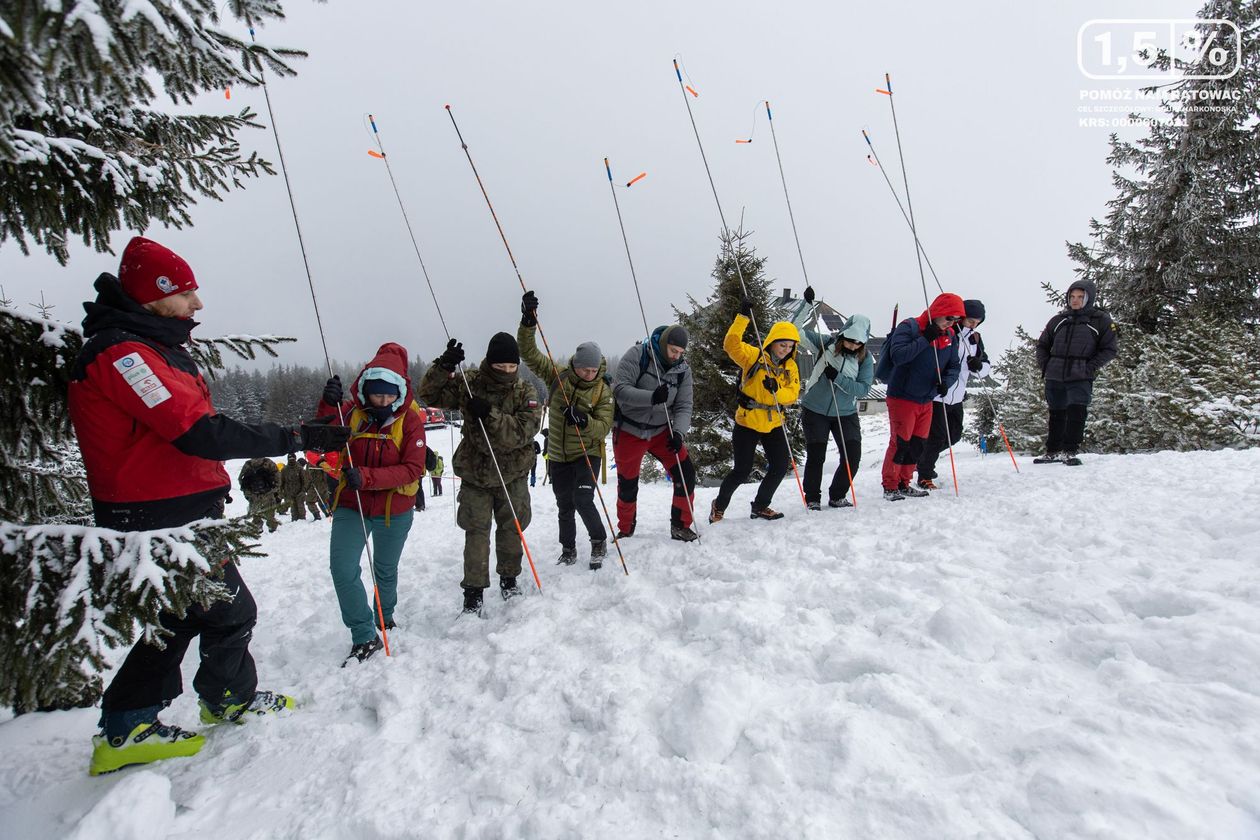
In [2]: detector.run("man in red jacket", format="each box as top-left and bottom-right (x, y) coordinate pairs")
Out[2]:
(70, 236), (349, 775)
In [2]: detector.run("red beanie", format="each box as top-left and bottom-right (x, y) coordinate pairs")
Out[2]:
(118, 236), (198, 305)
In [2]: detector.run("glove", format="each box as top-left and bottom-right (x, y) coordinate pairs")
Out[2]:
(738, 297), (753, 317)
(650, 383), (669, 405)
(968, 356), (984, 372)
(762, 375), (779, 394)
(298, 417), (351, 452)
(667, 430), (684, 453)
(922, 321), (944, 342)
(466, 395), (492, 420)
(803, 286), (815, 304)
(438, 338), (465, 372)
(563, 406), (589, 428)
(823, 365), (838, 381)
(520, 290), (539, 327)
(936, 381), (949, 397)
(343, 467), (363, 491)
(322, 375), (343, 406)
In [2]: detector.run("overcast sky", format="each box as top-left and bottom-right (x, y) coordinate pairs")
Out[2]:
(1, 0), (1202, 369)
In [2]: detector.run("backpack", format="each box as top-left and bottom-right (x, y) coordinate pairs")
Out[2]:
(330, 400), (424, 525)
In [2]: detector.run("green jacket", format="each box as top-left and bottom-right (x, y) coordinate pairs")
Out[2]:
(517, 324), (613, 463)
(417, 359), (541, 487)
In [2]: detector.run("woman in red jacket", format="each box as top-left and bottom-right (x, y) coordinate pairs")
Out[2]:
(317, 343), (427, 665)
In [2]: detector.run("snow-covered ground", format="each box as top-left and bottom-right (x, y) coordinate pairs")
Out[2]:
(3, 420), (1260, 840)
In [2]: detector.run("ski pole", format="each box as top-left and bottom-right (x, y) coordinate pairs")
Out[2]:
(604, 158), (703, 539)
(366, 113), (543, 592)
(672, 59), (807, 510)
(444, 106), (629, 575)
(244, 18), (390, 655)
(878, 73), (959, 497)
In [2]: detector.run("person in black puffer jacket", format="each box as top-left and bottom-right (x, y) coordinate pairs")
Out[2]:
(1034, 279), (1119, 464)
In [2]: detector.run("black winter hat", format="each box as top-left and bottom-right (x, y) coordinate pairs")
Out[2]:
(660, 324), (689, 349)
(486, 332), (520, 365)
(963, 299), (986, 323)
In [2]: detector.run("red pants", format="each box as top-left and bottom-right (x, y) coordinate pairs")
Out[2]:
(882, 397), (934, 490)
(613, 428), (696, 532)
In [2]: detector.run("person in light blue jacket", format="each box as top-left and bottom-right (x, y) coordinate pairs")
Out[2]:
(798, 294), (874, 510)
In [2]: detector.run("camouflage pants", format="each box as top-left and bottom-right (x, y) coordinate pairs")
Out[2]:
(243, 491), (280, 532)
(288, 495), (323, 521)
(457, 477), (531, 589)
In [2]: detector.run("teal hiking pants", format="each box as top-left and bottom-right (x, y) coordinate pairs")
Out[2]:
(329, 508), (414, 645)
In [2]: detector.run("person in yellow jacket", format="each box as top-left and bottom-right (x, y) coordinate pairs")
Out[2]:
(710, 297), (802, 522)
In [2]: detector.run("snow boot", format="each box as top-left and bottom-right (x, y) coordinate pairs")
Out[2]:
(383, 617), (397, 631)
(1063, 451), (1083, 466)
(614, 522), (635, 539)
(708, 501), (725, 524)
(500, 576), (522, 601)
(200, 689), (294, 725)
(898, 483), (929, 498)
(828, 497), (853, 508)
(750, 506), (785, 521)
(1033, 452), (1063, 464)
(916, 478), (939, 491)
(590, 539), (607, 561)
(342, 636), (384, 668)
(89, 721), (204, 776)
(557, 546), (578, 566)
(462, 586), (485, 615)
(670, 523), (699, 542)
(806, 500), (822, 511)
(883, 488), (905, 502)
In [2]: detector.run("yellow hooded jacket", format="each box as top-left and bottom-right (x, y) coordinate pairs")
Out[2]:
(723, 313), (801, 433)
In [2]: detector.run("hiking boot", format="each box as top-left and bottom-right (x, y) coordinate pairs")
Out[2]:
(884, 488), (905, 502)
(806, 500), (822, 511)
(917, 478), (939, 491)
(1063, 451), (1083, 466)
(556, 547), (578, 566)
(614, 522), (635, 539)
(750, 506), (785, 521)
(670, 523), (699, 542)
(828, 497), (853, 508)
(898, 483), (929, 498)
(708, 501), (724, 524)
(590, 539), (607, 560)
(89, 721), (204, 776)
(383, 617), (397, 631)
(200, 689), (294, 725)
(341, 636), (384, 668)
(462, 586), (484, 615)
(1033, 451), (1062, 464)
(500, 576), (522, 601)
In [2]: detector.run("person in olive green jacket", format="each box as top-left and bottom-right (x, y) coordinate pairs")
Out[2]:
(418, 333), (542, 615)
(517, 291), (615, 569)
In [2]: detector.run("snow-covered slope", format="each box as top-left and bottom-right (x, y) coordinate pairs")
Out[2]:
(3, 426), (1259, 840)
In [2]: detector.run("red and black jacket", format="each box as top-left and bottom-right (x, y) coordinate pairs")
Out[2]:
(69, 274), (299, 531)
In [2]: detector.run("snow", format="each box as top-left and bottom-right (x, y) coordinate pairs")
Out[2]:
(2, 423), (1260, 839)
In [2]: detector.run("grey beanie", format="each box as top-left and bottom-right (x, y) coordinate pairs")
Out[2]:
(660, 324), (689, 349)
(573, 341), (602, 370)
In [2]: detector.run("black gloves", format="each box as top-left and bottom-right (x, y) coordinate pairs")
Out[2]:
(935, 381), (949, 397)
(922, 321), (944, 342)
(298, 417), (351, 452)
(343, 467), (363, 491)
(425, 448), (437, 471)
(738, 297), (753, 317)
(650, 383), (669, 405)
(762, 375), (779, 394)
(466, 395), (492, 420)
(667, 430), (684, 453)
(322, 375), (343, 406)
(823, 365), (838, 381)
(563, 406), (589, 428)
(520, 291), (539, 327)
(967, 356), (985, 373)
(438, 339), (465, 372)
(803, 286), (815, 304)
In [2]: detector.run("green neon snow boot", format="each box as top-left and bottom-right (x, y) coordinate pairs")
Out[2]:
(199, 689), (295, 725)
(89, 721), (204, 776)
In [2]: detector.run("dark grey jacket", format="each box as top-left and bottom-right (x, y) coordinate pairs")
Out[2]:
(612, 336), (693, 441)
(1036, 279), (1119, 382)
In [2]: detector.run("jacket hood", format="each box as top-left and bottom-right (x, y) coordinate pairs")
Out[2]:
(838, 314), (872, 344)
(1066, 279), (1097, 312)
(352, 342), (413, 414)
(81, 273), (198, 346)
(914, 293), (966, 347)
(763, 321), (802, 357)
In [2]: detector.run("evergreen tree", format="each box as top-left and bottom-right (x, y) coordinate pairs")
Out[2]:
(0, 0), (308, 263)
(675, 228), (803, 482)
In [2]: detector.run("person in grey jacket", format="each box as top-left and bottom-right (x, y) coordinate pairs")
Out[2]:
(611, 324), (698, 542)
(798, 298), (874, 509)
(1034, 279), (1119, 465)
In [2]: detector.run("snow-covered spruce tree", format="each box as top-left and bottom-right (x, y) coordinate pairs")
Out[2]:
(0, 0), (307, 263)
(674, 228), (803, 483)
